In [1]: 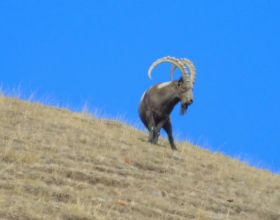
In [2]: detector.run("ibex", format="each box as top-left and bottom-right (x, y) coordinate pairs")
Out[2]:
(138, 56), (196, 150)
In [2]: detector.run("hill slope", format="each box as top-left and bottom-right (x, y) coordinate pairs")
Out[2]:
(0, 96), (279, 220)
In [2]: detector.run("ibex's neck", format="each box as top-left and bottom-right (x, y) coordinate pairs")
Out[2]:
(165, 96), (180, 115)
(157, 82), (181, 114)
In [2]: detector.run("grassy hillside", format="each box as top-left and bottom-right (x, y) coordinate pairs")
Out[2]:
(0, 96), (279, 220)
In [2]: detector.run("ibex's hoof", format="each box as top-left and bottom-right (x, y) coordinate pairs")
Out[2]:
(148, 140), (156, 145)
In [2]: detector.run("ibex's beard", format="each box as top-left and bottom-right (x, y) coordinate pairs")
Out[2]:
(180, 103), (188, 115)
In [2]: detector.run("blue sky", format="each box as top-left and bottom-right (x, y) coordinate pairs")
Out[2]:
(1, 1), (279, 173)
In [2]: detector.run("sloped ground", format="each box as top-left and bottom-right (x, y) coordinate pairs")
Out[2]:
(0, 96), (279, 220)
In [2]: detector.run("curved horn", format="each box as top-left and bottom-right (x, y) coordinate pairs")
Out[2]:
(169, 58), (196, 83)
(181, 58), (196, 83)
(169, 64), (177, 80)
(148, 56), (188, 80)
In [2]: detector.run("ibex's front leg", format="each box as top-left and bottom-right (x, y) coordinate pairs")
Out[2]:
(150, 116), (169, 145)
(163, 118), (177, 150)
(144, 110), (158, 144)
(148, 127), (160, 144)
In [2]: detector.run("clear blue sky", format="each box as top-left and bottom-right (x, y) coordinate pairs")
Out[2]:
(1, 1), (279, 173)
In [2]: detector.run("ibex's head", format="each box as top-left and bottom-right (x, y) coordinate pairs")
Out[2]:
(148, 56), (196, 115)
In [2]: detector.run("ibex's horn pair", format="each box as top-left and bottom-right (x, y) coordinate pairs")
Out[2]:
(148, 56), (196, 83)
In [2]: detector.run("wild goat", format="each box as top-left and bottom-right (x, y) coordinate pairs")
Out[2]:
(138, 56), (196, 150)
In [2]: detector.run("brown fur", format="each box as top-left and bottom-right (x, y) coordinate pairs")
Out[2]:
(139, 77), (194, 150)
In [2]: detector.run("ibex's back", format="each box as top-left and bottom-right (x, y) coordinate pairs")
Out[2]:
(139, 56), (196, 150)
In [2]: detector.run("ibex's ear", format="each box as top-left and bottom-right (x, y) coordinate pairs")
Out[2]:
(177, 77), (184, 88)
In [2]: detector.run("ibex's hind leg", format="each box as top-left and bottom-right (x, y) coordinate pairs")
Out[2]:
(163, 118), (177, 150)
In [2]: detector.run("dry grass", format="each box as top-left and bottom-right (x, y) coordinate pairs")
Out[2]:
(0, 96), (279, 220)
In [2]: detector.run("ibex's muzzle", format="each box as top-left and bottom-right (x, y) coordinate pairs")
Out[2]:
(180, 95), (193, 115)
